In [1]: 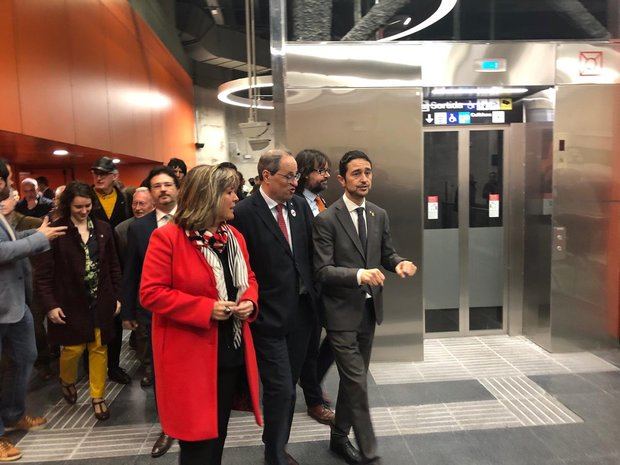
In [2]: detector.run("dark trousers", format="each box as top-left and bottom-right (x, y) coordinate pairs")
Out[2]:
(178, 366), (244, 465)
(135, 310), (152, 369)
(0, 310), (38, 436)
(327, 299), (377, 461)
(106, 314), (123, 371)
(299, 320), (334, 408)
(253, 296), (313, 465)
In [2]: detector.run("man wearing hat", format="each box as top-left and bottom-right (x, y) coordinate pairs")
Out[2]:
(90, 156), (132, 385)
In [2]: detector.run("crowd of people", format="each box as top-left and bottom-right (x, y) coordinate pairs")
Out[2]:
(0, 149), (417, 465)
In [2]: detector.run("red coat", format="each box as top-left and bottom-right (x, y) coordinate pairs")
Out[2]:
(140, 223), (262, 441)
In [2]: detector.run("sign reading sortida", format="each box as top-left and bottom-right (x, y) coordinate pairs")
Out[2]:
(422, 98), (522, 126)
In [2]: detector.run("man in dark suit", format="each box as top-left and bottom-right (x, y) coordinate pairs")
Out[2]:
(232, 149), (317, 465)
(89, 156), (132, 385)
(294, 149), (335, 425)
(121, 165), (178, 458)
(313, 150), (417, 464)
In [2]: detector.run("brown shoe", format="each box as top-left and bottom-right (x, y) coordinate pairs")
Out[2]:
(0, 437), (22, 462)
(307, 404), (335, 425)
(4, 415), (47, 432)
(91, 399), (110, 421)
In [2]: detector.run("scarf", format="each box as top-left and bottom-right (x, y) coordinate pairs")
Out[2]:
(186, 224), (248, 348)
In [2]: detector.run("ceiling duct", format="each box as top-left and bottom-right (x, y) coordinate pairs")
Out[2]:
(176, 0), (271, 71)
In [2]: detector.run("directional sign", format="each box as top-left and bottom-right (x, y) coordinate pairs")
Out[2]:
(422, 98), (522, 126)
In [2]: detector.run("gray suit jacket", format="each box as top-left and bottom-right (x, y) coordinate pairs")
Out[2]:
(0, 214), (50, 324)
(313, 197), (405, 331)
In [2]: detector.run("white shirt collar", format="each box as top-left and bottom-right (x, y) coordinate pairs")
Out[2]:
(303, 189), (318, 204)
(260, 186), (282, 210)
(342, 194), (366, 213)
(156, 206), (177, 223)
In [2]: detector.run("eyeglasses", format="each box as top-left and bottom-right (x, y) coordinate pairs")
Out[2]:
(151, 182), (176, 190)
(314, 168), (331, 176)
(275, 172), (301, 183)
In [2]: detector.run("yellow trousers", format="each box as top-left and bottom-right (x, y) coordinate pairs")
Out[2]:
(59, 328), (107, 399)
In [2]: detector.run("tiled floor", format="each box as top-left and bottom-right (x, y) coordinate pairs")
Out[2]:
(7, 335), (620, 465)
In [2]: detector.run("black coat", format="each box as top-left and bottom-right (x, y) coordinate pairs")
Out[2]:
(35, 217), (122, 346)
(90, 185), (131, 229)
(231, 192), (318, 336)
(120, 211), (158, 321)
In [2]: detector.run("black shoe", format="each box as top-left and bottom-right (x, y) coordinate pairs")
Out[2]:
(108, 367), (131, 384)
(140, 374), (154, 388)
(330, 438), (363, 464)
(151, 432), (174, 458)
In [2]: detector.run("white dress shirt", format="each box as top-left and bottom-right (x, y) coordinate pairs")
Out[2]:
(303, 189), (321, 217)
(156, 206), (177, 229)
(342, 195), (370, 293)
(260, 187), (292, 249)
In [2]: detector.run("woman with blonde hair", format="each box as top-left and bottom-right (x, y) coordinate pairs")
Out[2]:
(140, 164), (262, 465)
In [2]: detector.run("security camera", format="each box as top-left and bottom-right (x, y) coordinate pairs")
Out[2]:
(195, 142), (205, 149)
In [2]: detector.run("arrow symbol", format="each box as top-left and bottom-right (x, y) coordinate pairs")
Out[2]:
(425, 114), (433, 123)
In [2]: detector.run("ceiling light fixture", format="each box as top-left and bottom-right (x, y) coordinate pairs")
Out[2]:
(112, 158), (121, 164)
(217, 76), (274, 110)
(403, 17), (411, 26)
(53, 149), (69, 156)
(431, 87), (529, 97)
(379, 0), (458, 41)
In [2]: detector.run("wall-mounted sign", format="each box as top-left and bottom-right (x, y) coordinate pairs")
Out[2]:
(427, 196), (439, 220)
(579, 51), (603, 76)
(489, 194), (500, 218)
(422, 98), (522, 126)
(474, 58), (507, 73)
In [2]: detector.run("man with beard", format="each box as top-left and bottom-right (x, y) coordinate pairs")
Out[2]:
(90, 156), (132, 385)
(121, 166), (179, 457)
(294, 149), (335, 425)
(0, 160), (66, 462)
(313, 150), (417, 465)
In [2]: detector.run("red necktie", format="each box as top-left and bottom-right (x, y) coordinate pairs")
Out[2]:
(275, 204), (290, 245)
(316, 196), (326, 212)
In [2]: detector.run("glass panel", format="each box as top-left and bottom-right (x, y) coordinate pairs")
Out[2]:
(469, 131), (503, 228)
(424, 132), (458, 229)
(424, 131), (459, 333)
(426, 309), (460, 333)
(469, 130), (504, 331)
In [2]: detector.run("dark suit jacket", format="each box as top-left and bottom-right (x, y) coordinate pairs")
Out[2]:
(231, 192), (317, 336)
(91, 185), (131, 229)
(313, 197), (405, 331)
(36, 217), (122, 346)
(120, 210), (158, 321)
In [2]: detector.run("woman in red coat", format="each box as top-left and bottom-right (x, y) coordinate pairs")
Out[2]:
(140, 164), (262, 465)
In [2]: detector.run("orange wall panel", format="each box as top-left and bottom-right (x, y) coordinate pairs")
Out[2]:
(0, 1), (22, 134)
(15, 0), (75, 143)
(68, 0), (112, 151)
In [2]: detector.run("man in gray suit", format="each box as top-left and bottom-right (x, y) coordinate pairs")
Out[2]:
(0, 160), (66, 461)
(313, 150), (417, 465)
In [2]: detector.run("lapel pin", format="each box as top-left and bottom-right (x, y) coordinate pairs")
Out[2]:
(291, 209), (297, 217)
(370, 210), (375, 217)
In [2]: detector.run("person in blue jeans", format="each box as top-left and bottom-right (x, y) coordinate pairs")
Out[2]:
(0, 159), (66, 461)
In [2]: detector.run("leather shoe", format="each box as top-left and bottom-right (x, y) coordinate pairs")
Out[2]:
(151, 432), (174, 458)
(307, 404), (335, 425)
(330, 438), (363, 464)
(140, 374), (153, 388)
(108, 367), (131, 384)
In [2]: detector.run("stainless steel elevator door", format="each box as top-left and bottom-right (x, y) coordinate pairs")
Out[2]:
(424, 127), (507, 336)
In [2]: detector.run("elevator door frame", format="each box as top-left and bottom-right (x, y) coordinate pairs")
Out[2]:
(423, 125), (511, 338)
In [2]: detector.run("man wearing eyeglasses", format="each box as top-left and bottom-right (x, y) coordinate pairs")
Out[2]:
(231, 149), (318, 465)
(294, 149), (335, 426)
(90, 156), (132, 386)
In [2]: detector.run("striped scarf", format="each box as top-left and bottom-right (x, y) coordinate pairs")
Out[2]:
(186, 224), (248, 348)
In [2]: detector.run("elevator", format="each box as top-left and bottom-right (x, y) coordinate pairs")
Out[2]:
(279, 41), (620, 361)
